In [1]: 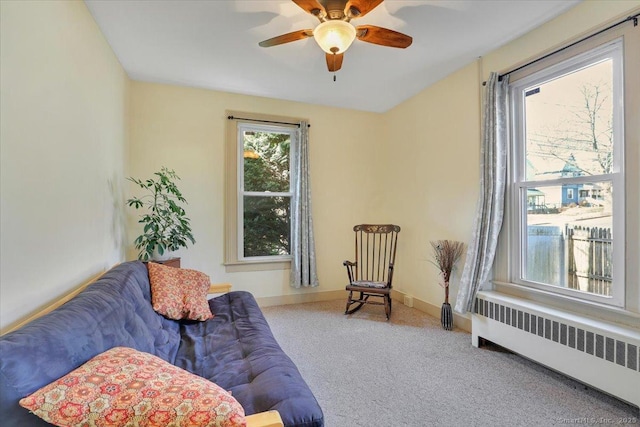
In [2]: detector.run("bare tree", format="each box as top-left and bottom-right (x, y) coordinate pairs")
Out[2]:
(528, 82), (613, 177)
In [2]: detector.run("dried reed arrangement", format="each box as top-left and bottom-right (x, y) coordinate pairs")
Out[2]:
(430, 240), (465, 330)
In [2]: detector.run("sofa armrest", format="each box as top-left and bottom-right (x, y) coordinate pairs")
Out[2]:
(245, 410), (284, 427)
(208, 282), (232, 294)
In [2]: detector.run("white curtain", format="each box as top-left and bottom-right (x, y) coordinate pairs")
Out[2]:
(455, 72), (509, 314)
(290, 121), (319, 288)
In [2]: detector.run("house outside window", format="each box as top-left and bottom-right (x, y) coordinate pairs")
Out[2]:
(225, 111), (301, 272)
(509, 39), (625, 307)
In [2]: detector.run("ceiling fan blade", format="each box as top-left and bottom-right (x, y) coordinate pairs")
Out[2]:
(292, 0), (326, 18)
(326, 52), (344, 72)
(259, 30), (314, 47)
(356, 25), (412, 48)
(345, 0), (383, 18)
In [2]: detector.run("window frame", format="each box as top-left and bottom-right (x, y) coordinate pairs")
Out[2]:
(236, 122), (296, 263)
(224, 111), (303, 272)
(508, 38), (625, 307)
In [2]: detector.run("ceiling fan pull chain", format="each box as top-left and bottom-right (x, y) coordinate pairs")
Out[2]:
(332, 49), (337, 82)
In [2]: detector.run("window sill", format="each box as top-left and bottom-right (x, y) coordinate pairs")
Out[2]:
(224, 259), (291, 273)
(492, 280), (640, 329)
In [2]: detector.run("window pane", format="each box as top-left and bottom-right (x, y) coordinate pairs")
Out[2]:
(243, 131), (290, 192)
(524, 60), (613, 181)
(524, 182), (612, 296)
(243, 195), (290, 257)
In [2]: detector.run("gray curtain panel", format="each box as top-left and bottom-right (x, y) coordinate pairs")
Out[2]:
(290, 121), (319, 288)
(455, 72), (509, 314)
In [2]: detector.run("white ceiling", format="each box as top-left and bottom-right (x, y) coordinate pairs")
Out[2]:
(85, 0), (581, 113)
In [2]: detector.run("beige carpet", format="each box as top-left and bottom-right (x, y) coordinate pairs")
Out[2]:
(262, 299), (638, 426)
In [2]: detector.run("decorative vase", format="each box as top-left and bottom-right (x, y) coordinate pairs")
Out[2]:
(441, 282), (453, 331)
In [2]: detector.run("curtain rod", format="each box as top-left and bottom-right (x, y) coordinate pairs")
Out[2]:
(227, 115), (310, 128)
(482, 12), (639, 85)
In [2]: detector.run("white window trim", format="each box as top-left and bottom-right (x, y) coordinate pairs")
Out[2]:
(508, 38), (625, 307)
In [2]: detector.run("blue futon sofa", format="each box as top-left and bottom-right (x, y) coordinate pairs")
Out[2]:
(0, 261), (324, 426)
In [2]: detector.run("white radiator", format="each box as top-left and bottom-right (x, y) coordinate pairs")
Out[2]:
(472, 291), (640, 408)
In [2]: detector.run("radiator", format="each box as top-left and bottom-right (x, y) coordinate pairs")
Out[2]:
(472, 291), (640, 408)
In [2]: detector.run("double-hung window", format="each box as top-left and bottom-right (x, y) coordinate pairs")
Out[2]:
(239, 123), (294, 260)
(509, 39), (625, 307)
(225, 111), (300, 271)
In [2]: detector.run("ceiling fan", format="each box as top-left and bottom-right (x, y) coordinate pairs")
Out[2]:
(259, 0), (412, 74)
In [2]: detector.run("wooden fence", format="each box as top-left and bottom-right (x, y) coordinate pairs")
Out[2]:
(527, 226), (566, 287)
(566, 225), (612, 296)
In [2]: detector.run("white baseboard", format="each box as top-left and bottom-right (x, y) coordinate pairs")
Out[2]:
(254, 289), (471, 332)
(392, 290), (472, 332)
(256, 290), (345, 308)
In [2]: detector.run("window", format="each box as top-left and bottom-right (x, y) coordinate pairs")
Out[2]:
(509, 39), (625, 307)
(566, 188), (574, 201)
(239, 123), (294, 259)
(225, 111), (301, 271)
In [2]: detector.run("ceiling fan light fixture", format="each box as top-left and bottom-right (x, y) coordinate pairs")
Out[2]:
(313, 20), (356, 54)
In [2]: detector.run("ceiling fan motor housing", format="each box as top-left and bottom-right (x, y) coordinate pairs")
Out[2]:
(322, 0), (348, 20)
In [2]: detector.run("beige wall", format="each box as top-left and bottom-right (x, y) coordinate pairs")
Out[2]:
(128, 82), (386, 300)
(481, 1), (640, 79)
(0, 1), (129, 331)
(383, 62), (482, 309)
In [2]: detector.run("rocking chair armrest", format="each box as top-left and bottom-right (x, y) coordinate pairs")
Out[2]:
(343, 260), (357, 283)
(387, 262), (395, 287)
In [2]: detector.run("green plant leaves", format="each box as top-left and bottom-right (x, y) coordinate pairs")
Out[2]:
(127, 167), (195, 260)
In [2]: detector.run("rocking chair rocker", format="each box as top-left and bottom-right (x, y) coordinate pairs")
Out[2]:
(343, 224), (400, 320)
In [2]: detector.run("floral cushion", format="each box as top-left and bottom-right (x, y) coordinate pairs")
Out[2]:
(350, 280), (388, 289)
(147, 262), (213, 321)
(19, 347), (246, 427)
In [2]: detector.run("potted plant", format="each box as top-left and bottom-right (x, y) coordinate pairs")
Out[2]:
(430, 240), (465, 330)
(127, 167), (195, 261)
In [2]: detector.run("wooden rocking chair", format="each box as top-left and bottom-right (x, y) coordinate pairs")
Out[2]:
(343, 224), (400, 320)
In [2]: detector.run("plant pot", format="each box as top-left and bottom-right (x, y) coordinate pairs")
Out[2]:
(151, 248), (173, 261)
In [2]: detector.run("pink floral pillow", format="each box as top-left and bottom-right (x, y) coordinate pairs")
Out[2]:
(147, 262), (213, 321)
(20, 347), (246, 427)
